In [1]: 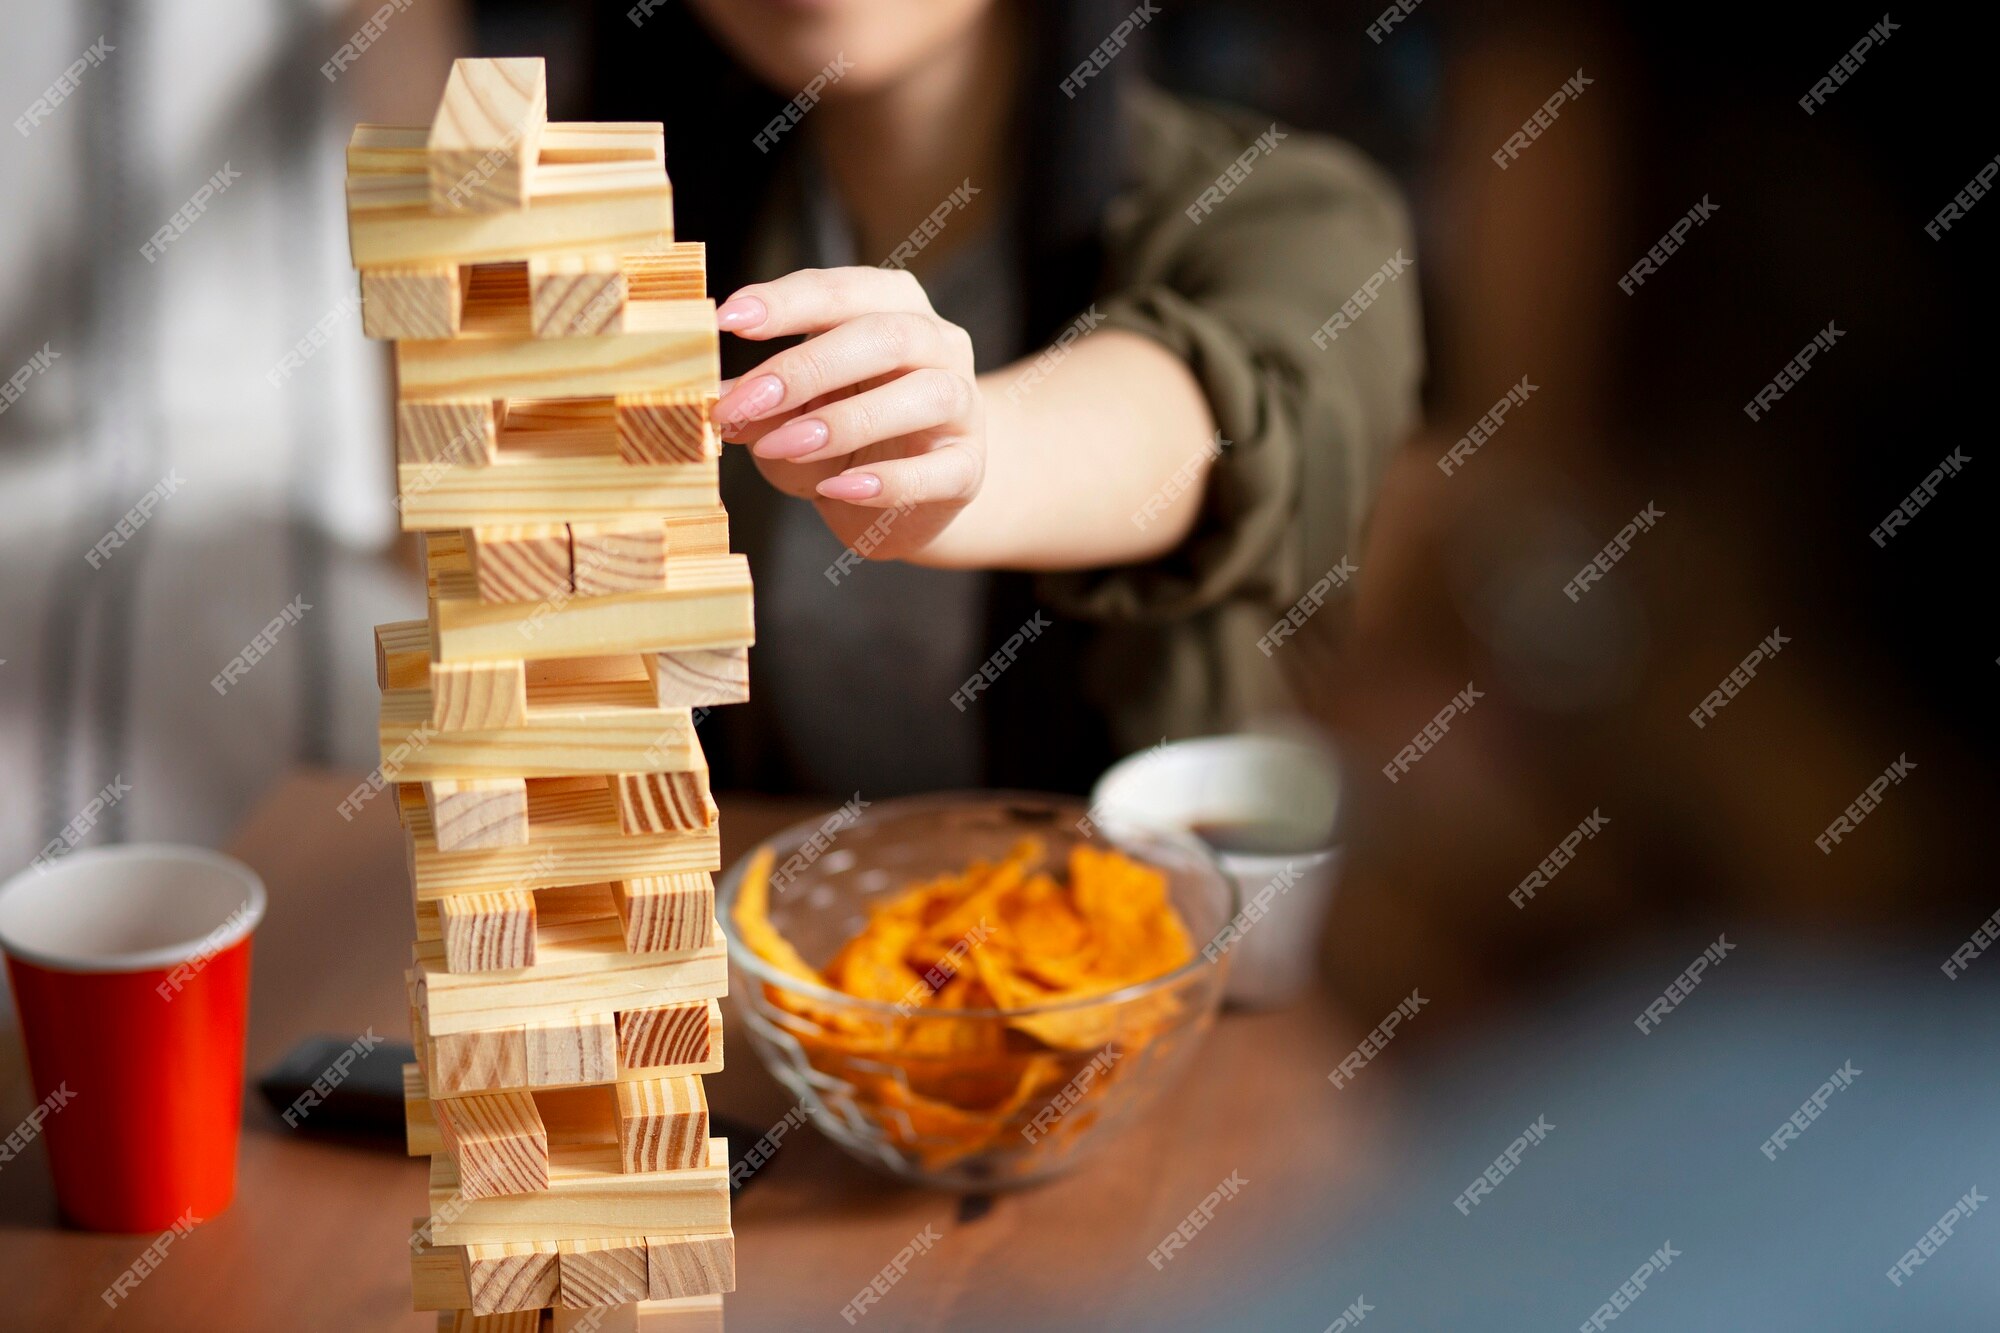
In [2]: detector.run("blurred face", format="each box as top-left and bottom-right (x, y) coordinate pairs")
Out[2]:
(687, 0), (1001, 97)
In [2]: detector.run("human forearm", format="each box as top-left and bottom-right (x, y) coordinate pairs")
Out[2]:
(916, 330), (1219, 571)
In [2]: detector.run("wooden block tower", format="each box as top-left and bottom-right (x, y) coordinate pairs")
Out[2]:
(346, 58), (749, 1332)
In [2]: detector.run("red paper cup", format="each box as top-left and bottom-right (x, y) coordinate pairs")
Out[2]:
(0, 845), (265, 1232)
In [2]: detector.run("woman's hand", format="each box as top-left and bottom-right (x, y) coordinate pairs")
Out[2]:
(713, 266), (986, 562)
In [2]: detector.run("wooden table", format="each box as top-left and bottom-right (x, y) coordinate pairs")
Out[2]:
(0, 772), (1371, 1330)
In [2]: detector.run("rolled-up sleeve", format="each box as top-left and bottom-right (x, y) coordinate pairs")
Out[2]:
(1037, 89), (1423, 623)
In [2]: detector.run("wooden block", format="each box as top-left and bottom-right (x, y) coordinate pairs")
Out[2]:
(611, 873), (714, 953)
(645, 1233), (735, 1301)
(470, 524), (573, 602)
(380, 685), (702, 781)
(559, 1237), (651, 1308)
(615, 1001), (719, 1072)
(428, 1025), (529, 1097)
(404, 783), (721, 903)
(411, 1223), (475, 1310)
(352, 122), (662, 176)
(637, 1295), (725, 1331)
(414, 920), (725, 1034)
(428, 58), (547, 213)
(430, 659), (529, 731)
(378, 619), (432, 690)
(398, 398), (718, 529)
(398, 399), (499, 467)
(532, 254), (628, 337)
(396, 299), (717, 404)
(424, 779), (531, 853)
(413, 1002), (719, 1103)
(349, 127), (671, 268)
(433, 1090), (548, 1200)
(405, 1062), (442, 1156)
(525, 1014), (617, 1086)
(615, 1076), (707, 1174)
(624, 244), (707, 301)
(615, 391), (715, 465)
(428, 1139), (730, 1245)
(440, 889), (537, 971)
(555, 1305), (638, 1333)
(462, 1239), (560, 1316)
(362, 264), (463, 340)
(431, 554), (754, 665)
(571, 521), (667, 596)
(647, 648), (749, 709)
(661, 510), (729, 559)
(611, 770), (715, 838)
(534, 1085), (620, 1149)
(439, 1311), (542, 1333)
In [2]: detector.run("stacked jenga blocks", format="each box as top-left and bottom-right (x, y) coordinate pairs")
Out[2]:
(347, 58), (750, 1332)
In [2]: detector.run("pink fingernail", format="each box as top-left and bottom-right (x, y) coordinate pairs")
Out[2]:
(817, 472), (882, 502)
(715, 374), (784, 425)
(716, 295), (767, 332)
(753, 418), (829, 460)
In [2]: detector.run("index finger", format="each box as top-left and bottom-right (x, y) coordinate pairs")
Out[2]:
(717, 266), (932, 339)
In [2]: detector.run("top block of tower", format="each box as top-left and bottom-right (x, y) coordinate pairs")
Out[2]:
(428, 57), (548, 214)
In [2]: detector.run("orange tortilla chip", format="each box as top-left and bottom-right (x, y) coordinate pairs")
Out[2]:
(730, 834), (1197, 1169)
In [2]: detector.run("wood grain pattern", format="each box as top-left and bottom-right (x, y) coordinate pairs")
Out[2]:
(531, 253), (628, 337)
(647, 648), (749, 709)
(396, 299), (716, 403)
(398, 448), (717, 532)
(411, 1223), (474, 1309)
(349, 132), (670, 268)
(380, 683), (702, 780)
(424, 779), (531, 853)
(440, 1306), (544, 1332)
(404, 1062), (441, 1156)
(430, 554), (753, 665)
(571, 521), (668, 596)
(525, 1014), (617, 1087)
(398, 398), (498, 465)
(414, 920), (725, 1035)
(404, 783), (721, 902)
(429, 659), (529, 731)
(377, 618), (431, 690)
(433, 1090), (549, 1200)
(661, 510), (729, 558)
(427, 1139), (729, 1245)
(427, 58), (547, 213)
(439, 889), (537, 971)
(611, 872), (715, 954)
(637, 1295), (726, 1331)
(624, 243), (707, 301)
(558, 1237), (650, 1308)
(616, 1076), (708, 1175)
(350, 122), (662, 175)
(461, 1240), (559, 1315)
(361, 264), (462, 339)
(611, 771), (716, 838)
(615, 1001), (719, 1072)
(469, 523), (572, 602)
(645, 1233), (736, 1301)
(615, 391), (715, 464)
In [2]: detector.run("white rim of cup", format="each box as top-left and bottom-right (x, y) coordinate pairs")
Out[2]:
(0, 844), (267, 974)
(1091, 733), (1342, 859)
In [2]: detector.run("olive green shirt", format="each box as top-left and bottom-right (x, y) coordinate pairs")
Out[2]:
(710, 84), (1422, 795)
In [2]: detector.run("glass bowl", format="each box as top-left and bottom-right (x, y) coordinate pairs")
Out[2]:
(718, 792), (1237, 1190)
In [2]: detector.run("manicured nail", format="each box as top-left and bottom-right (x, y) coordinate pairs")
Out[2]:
(715, 374), (784, 426)
(817, 472), (882, 502)
(754, 418), (829, 460)
(716, 295), (767, 331)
